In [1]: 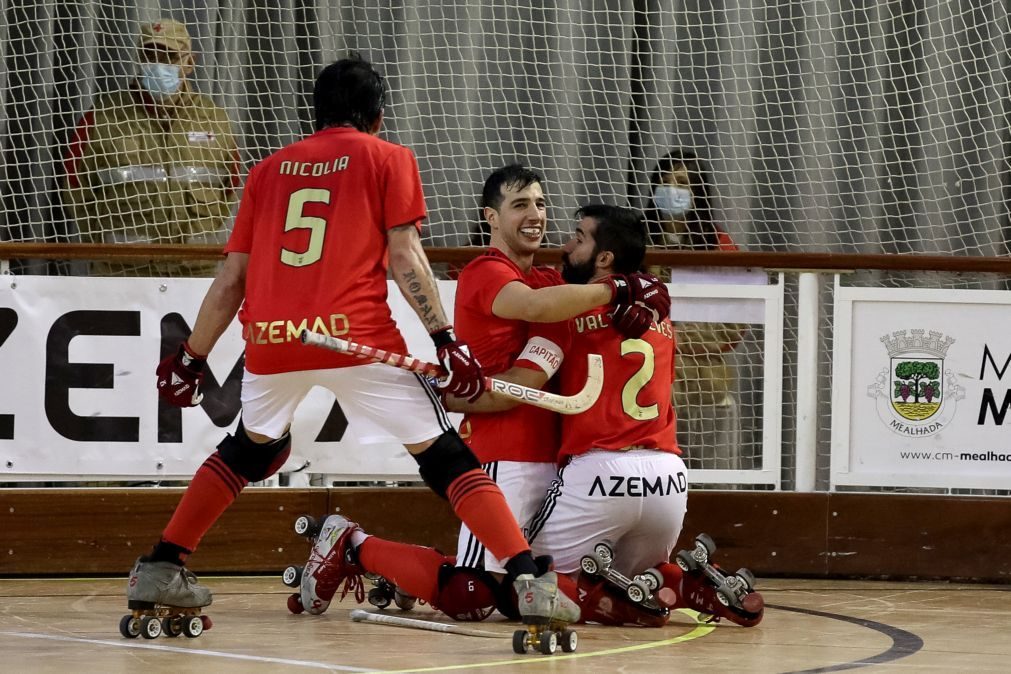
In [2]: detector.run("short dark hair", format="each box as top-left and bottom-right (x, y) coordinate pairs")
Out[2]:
(575, 204), (647, 274)
(314, 54), (386, 132)
(480, 163), (544, 210)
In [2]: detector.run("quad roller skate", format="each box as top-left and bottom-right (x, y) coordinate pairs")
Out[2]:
(579, 540), (668, 615)
(675, 533), (764, 627)
(512, 571), (580, 655)
(365, 574), (417, 611)
(283, 513), (365, 615)
(120, 557), (213, 639)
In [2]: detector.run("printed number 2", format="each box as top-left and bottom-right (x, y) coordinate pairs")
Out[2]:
(620, 338), (659, 420)
(281, 188), (330, 267)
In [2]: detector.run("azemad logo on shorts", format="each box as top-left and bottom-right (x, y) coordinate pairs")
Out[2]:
(866, 329), (965, 437)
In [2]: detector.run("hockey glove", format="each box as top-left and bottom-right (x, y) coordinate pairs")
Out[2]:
(431, 326), (486, 402)
(605, 272), (671, 323)
(156, 341), (206, 407)
(611, 303), (656, 339)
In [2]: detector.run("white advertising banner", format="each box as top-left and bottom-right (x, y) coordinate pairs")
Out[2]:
(831, 281), (1011, 489)
(0, 276), (456, 480)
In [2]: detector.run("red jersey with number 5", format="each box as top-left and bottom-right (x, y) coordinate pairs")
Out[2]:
(454, 248), (563, 463)
(555, 307), (679, 462)
(225, 127), (426, 374)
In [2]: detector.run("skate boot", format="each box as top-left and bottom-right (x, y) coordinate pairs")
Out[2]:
(574, 572), (669, 627)
(284, 513), (365, 615)
(579, 540), (669, 615)
(512, 571), (580, 655)
(365, 574), (417, 611)
(120, 557), (213, 639)
(675, 533), (764, 627)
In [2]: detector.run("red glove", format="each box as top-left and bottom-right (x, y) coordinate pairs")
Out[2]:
(611, 303), (655, 339)
(605, 272), (671, 323)
(431, 327), (486, 402)
(156, 342), (206, 407)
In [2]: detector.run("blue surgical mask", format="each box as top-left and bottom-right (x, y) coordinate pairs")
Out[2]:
(139, 62), (182, 98)
(654, 185), (693, 218)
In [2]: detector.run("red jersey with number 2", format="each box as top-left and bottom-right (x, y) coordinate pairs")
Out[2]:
(555, 307), (680, 462)
(454, 248), (562, 463)
(225, 127), (426, 374)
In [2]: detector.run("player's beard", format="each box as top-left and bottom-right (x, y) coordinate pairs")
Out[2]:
(561, 253), (596, 285)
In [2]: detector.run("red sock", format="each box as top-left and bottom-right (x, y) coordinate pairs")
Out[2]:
(357, 537), (448, 603)
(161, 452), (248, 553)
(446, 469), (529, 562)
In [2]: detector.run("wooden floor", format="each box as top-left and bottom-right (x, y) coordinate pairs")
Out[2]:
(0, 576), (1007, 673)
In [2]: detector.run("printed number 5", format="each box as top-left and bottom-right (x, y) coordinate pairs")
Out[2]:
(281, 188), (330, 267)
(621, 338), (659, 420)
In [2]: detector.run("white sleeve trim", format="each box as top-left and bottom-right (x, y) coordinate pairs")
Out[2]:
(517, 336), (564, 378)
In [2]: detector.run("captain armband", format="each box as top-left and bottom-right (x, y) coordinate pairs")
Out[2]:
(516, 336), (564, 378)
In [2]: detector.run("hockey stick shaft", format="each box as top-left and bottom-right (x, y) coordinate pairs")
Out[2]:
(349, 609), (508, 638)
(299, 330), (602, 414)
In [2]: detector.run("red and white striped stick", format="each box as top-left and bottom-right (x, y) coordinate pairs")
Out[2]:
(300, 330), (602, 415)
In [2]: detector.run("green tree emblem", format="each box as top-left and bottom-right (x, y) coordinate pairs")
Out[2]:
(893, 361), (941, 403)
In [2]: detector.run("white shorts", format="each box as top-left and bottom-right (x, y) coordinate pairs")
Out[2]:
(456, 461), (558, 575)
(240, 363), (451, 444)
(528, 450), (688, 577)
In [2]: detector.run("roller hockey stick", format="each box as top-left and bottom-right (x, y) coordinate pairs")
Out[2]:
(349, 609), (508, 638)
(300, 330), (602, 415)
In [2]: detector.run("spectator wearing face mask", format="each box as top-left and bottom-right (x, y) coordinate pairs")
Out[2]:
(646, 148), (747, 471)
(62, 19), (240, 276)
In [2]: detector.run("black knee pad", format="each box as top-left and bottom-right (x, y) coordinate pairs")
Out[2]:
(412, 430), (480, 499)
(433, 564), (498, 621)
(216, 420), (291, 482)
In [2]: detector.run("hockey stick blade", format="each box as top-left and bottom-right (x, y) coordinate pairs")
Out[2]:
(299, 330), (602, 414)
(349, 608), (509, 638)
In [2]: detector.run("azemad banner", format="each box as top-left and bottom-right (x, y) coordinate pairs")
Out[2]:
(831, 283), (1011, 490)
(0, 276), (456, 480)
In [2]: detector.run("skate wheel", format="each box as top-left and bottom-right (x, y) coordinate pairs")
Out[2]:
(368, 587), (392, 609)
(182, 615), (204, 638)
(716, 588), (732, 607)
(676, 549), (700, 572)
(161, 616), (183, 638)
(119, 614), (141, 639)
(593, 541), (614, 565)
(539, 630), (558, 655)
(287, 592), (305, 614)
(394, 591), (417, 611)
(641, 568), (663, 592)
(579, 555), (600, 576)
(512, 629), (530, 654)
(627, 580), (648, 604)
(560, 629), (578, 653)
(695, 533), (717, 559)
(282, 565), (304, 588)
(140, 615), (162, 639)
(736, 567), (756, 591)
(200, 615), (213, 631)
(294, 515), (320, 538)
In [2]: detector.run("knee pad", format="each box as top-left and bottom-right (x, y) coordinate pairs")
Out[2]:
(412, 431), (480, 499)
(216, 420), (291, 482)
(432, 564), (497, 622)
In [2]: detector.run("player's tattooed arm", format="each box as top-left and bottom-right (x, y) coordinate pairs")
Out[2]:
(388, 224), (450, 334)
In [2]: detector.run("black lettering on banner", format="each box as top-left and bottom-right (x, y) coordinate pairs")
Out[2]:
(45, 310), (140, 441)
(979, 345), (1011, 381)
(0, 308), (17, 439)
(978, 388), (1011, 426)
(158, 313), (243, 442)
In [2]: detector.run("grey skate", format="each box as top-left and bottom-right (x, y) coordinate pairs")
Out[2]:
(120, 557), (213, 639)
(511, 571), (580, 655)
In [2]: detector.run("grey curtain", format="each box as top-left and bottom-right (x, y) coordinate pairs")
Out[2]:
(3, 0), (1009, 255)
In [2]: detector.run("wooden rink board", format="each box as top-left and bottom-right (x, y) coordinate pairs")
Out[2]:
(3, 488), (1011, 581)
(1, 576), (1008, 673)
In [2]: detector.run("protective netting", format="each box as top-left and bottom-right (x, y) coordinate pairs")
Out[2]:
(3, 0), (1011, 272)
